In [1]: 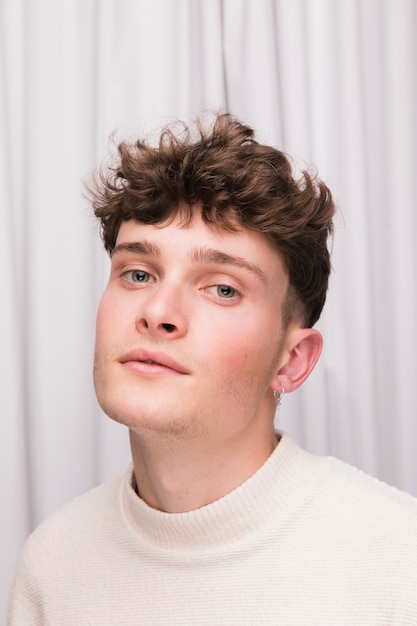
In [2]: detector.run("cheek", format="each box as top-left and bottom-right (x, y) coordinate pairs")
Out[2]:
(95, 298), (110, 343)
(96, 289), (128, 329)
(208, 323), (280, 380)
(95, 292), (125, 350)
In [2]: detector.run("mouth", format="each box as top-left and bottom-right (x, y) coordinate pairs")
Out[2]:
(119, 349), (189, 376)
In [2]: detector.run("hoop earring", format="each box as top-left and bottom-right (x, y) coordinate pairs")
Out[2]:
(273, 387), (285, 408)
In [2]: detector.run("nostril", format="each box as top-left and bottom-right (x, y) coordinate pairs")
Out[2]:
(161, 323), (176, 333)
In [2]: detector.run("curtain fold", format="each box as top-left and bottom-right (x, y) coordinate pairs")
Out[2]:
(2, 0), (416, 618)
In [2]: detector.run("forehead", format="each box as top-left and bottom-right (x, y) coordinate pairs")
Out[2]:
(115, 216), (287, 278)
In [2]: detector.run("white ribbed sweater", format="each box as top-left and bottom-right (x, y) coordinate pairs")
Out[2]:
(8, 434), (417, 625)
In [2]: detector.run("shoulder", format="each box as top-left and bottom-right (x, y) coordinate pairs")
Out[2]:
(31, 470), (127, 541)
(8, 470), (131, 624)
(277, 440), (417, 617)
(322, 454), (417, 518)
(10, 469), (130, 586)
(280, 433), (417, 525)
(309, 453), (417, 563)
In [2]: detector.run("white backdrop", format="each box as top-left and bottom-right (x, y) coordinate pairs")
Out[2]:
(2, 0), (417, 618)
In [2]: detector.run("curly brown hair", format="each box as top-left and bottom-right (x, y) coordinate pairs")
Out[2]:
(89, 112), (335, 328)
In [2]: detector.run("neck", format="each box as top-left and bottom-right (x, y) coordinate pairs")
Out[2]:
(129, 425), (279, 513)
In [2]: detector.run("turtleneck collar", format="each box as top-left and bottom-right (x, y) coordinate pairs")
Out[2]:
(121, 433), (324, 552)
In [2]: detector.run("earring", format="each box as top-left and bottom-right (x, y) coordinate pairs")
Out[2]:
(273, 387), (285, 408)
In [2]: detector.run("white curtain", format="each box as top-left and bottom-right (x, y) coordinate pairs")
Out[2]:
(2, 0), (416, 616)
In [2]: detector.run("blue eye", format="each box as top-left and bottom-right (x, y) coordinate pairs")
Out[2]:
(216, 285), (236, 298)
(130, 270), (151, 283)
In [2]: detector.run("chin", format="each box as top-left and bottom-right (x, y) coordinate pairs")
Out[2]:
(100, 397), (207, 440)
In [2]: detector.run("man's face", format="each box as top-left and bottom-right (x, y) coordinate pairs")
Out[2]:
(94, 211), (296, 442)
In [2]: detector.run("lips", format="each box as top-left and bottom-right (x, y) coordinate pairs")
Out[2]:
(119, 349), (189, 375)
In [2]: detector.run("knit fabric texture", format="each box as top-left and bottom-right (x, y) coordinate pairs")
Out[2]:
(8, 434), (417, 625)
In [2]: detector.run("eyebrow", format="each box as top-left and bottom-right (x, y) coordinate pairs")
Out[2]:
(111, 241), (162, 258)
(191, 247), (268, 282)
(111, 241), (267, 283)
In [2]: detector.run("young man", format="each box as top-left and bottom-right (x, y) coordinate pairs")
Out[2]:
(9, 113), (417, 624)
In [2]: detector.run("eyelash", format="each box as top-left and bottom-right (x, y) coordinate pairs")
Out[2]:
(119, 269), (241, 302)
(208, 284), (240, 301)
(121, 269), (154, 284)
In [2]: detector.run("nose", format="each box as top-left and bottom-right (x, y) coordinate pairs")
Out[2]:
(135, 282), (188, 339)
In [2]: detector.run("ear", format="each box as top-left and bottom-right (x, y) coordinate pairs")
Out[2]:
(271, 328), (323, 394)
